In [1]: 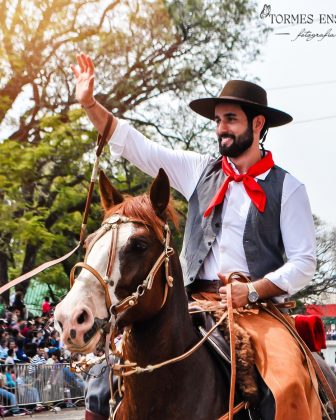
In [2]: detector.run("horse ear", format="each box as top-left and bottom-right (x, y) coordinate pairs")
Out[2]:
(99, 170), (124, 210)
(150, 168), (170, 217)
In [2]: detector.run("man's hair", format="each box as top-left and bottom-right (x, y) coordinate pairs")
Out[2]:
(240, 104), (268, 140)
(44, 296), (49, 302)
(7, 349), (14, 357)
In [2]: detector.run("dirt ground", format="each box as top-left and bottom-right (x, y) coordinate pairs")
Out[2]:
(27, 407), (85, 419)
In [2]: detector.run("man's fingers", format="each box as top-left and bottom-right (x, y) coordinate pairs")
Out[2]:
(87, 55), (94, 74)
(82, 53), (91, 71)
(70, 64), (79, 78)
(217, 272), (227, 284)
(77, 54), (86, 72)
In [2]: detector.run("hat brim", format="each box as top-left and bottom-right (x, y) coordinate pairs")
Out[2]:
(189, 97), (293, 127)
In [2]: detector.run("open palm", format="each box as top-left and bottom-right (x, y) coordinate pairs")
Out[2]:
(70, 53), (95, 106)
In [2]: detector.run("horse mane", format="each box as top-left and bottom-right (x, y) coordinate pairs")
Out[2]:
(104, 194), (179, 241)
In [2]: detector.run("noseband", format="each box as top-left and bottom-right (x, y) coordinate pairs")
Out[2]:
(69, 213), (175, 319)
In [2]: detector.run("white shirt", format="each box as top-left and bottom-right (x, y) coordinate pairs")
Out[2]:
(109, 119), (316, 296)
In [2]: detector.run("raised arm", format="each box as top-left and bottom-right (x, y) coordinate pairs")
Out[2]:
(71, 54), (211, 199)
(70, 53), (117, 138)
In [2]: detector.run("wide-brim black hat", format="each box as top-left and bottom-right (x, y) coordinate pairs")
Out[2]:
(189, 80), (292, 127)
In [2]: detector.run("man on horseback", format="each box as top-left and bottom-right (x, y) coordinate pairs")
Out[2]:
(71, 53), (333, 419)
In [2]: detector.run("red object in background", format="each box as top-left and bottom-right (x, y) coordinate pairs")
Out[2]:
(42, 301), (51, 314)
(295, 315), (327, 352)
(305, 304), (336, 317)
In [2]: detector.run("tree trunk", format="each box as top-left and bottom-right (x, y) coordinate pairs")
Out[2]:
(0, 251), (10, 305)
(19, 241), (40, 295)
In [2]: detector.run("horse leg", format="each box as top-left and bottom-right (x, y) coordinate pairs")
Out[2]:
(313, 352), (336, 419)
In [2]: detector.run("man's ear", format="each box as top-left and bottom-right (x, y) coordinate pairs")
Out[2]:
(149, 168), (170, 218)
(99, 170), (124, 210)
(253, 114), (266, 134)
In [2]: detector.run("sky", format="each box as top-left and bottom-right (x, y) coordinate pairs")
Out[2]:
(242, 0), (336, 227)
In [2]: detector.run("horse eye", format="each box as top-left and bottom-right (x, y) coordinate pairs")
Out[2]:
(129, 239), (148, 252)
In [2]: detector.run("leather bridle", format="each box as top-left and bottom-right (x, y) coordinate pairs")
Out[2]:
(69, 213), (175, 322)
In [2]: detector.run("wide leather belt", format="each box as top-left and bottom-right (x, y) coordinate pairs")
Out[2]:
(187, 279), (223, 294)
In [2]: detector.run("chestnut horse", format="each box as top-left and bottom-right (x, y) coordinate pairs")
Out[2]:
(54, 169), (250, 420)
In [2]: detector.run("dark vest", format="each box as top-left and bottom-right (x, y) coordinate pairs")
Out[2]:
(180, 158), (286, 285)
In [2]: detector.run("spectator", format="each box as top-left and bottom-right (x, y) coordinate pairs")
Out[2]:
(28, 344), (46, 374)
(0, 339), (8, 360)
(0, 366), (25, 416)
(4, 366), (16, 390)
(46, 349), (61, 365)
(5, 349), (15, 365)
(8, 341), (20, 362)
(12, 292), (26, 320)
(41, 297), (52, 317)
(49, 331), (60, 349)
(32, 330), (44, 346)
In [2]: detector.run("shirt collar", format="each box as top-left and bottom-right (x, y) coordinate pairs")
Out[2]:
(227, 152), (271, 180)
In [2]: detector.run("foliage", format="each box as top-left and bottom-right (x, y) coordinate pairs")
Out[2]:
(293, 216), (336, 306)
(0, 0), (267, 299)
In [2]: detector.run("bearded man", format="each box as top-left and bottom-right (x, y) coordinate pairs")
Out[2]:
(71, 53), (327, 420)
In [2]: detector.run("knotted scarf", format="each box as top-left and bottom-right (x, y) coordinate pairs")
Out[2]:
(204, 151), (275, 217)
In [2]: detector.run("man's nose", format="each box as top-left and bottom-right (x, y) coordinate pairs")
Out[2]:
(218, 120), (229, 132)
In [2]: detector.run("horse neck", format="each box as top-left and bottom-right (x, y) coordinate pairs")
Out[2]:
(123, 254), (196, 365)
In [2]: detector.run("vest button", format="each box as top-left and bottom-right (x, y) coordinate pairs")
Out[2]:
(199, 259), (203, 264)
(208, 242), (211, 246)
(190, 277), (193, 281)
(215, 222), (220, 228)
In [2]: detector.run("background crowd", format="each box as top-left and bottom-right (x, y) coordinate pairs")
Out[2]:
(0, 292), (84, 417)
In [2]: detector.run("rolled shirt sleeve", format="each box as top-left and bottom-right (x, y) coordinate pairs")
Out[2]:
(264, 180), (317, 296)
(109, 119), (211, 200)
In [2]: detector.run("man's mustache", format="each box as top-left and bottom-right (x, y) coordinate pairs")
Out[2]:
(218, 133), (236, 142)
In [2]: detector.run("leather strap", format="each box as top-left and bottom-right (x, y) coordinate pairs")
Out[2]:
(106, 224), (118, 279)
(0, 243), (81, 296)
(80, 114), (114, 243)
(96, 114), (113, 157)
(226, 282), (236, 420)
(218, 401), (249, 420)
(70, 262), (112, 310)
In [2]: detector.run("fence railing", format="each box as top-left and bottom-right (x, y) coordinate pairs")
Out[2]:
(0, 363), (84, 414)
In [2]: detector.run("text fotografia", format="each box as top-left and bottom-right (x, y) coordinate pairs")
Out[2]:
(292, 28), (336, 42)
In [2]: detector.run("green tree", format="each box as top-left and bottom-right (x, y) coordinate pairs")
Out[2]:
(294, 216), (336, 306)
(0, 0), (267, 299)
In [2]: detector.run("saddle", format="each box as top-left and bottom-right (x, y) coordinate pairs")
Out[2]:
(190, 306), (275, 420)
(189, 300), (336, 420)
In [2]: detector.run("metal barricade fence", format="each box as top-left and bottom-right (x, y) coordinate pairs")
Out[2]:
(0, 363), (85, 411)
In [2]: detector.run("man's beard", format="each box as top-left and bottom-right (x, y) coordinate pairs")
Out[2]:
(218, 123), (253, 158)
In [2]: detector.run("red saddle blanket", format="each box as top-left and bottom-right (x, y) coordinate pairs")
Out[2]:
(295, 315), (327, 352)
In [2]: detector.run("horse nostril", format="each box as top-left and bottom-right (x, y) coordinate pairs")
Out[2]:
(77, 310), (87, 325)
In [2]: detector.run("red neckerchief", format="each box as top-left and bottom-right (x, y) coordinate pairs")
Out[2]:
(204, 151), (274, 217)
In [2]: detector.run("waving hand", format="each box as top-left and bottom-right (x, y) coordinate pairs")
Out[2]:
(70, 53), (95, 107)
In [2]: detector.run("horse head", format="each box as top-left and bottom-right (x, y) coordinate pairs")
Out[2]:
(54, 168), (178, 354)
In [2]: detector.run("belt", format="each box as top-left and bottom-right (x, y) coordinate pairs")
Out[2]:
(187, 279), (223, 294)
